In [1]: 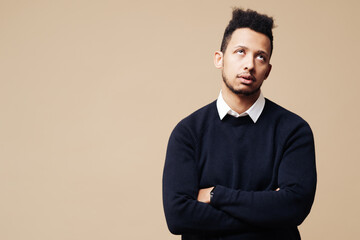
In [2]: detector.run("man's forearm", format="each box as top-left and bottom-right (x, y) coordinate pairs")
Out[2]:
(198, 187), (279, 204)
(209, 184), (315, 228)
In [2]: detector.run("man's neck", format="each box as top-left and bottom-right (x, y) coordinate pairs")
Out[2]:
(221, 86), (261, 114)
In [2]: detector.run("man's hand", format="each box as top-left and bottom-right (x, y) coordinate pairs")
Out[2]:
(197, 187), (214, 203)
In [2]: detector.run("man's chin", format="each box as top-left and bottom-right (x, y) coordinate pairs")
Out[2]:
(222, 74), (261, 97)
(231, 87), (260, 97)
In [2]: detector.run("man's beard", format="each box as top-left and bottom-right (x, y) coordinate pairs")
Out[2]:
(222, 71), (262, 96)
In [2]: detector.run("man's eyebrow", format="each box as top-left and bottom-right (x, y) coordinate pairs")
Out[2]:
(257, 50), (269, 57)
(233, 45), (248, 50)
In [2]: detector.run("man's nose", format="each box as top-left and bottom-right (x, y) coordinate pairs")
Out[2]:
(243, 55), (255, 71)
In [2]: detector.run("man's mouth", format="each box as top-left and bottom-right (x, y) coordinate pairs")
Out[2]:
(237, 74), (256, 84)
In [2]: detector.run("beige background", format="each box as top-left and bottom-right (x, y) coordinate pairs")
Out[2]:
(1, 0), (359, 239)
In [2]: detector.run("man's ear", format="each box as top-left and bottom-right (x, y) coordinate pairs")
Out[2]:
(264, 64), (272, 80)
(214, 51), (224, 69)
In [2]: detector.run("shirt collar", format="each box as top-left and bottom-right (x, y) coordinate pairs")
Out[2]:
(216, 91), (265, 123)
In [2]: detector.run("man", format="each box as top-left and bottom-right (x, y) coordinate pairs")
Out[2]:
(162, 8), (316, 240)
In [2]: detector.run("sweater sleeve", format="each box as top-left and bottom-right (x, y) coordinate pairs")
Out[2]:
(210, 122), (317, 228)
(162, 122), (250, 235)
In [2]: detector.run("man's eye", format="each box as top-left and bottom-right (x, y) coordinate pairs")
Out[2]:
(236, 50), (244, 54)
(257, 55), (266, 61)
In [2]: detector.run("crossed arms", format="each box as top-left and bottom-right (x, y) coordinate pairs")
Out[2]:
(162, 121), (317, 235)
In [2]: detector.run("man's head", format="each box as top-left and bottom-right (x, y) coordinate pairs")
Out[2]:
(214, 8), (274, 97)
(220, 8), (274, 57)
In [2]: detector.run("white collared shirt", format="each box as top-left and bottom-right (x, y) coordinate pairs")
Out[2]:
(216, 91), (265, 123)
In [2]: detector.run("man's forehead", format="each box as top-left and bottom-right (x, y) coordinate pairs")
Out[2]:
(228, 28), (271, 54)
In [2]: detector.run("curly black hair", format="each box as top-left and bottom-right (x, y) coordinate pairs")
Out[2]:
(220, 8), (275, 56)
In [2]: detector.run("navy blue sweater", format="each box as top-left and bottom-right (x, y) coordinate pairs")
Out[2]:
(162, 99), (317, 240)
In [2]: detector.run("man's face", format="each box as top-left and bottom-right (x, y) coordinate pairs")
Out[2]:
(215, 28), (272, 96)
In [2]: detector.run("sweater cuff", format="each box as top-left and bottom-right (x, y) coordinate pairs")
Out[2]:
(210, 185), (227, 208)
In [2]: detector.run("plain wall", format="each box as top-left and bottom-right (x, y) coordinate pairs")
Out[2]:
(1, 0), (359, 239)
